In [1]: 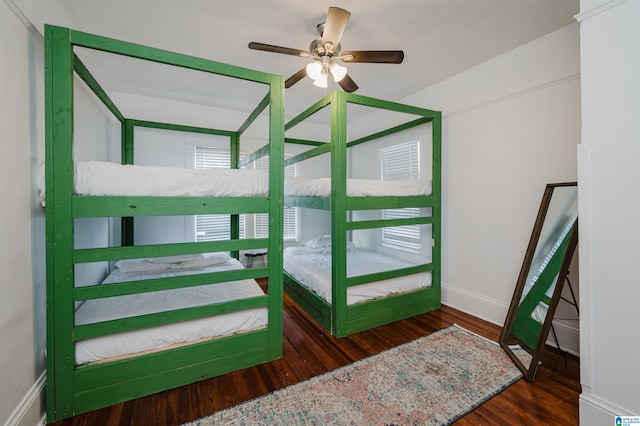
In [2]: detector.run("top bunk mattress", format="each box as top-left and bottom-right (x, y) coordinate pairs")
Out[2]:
(38, 161), (269, 205)
(74, 257), (267, 365)
(285, 177), (432, 197)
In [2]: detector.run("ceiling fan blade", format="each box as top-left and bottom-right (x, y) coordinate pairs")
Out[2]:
(341, 50), (405, 64)
(248, 42), (309, 57)
(337, 73), (358, 93)
(321, 7), (351, 48)
(285, 67), (308, 89)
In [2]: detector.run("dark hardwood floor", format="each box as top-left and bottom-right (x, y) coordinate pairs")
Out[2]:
(51, 289), (580, 425)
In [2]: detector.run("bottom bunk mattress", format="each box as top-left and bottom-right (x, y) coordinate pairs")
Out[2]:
(75, 257), (267, 365)
(283, 246), (432, 306)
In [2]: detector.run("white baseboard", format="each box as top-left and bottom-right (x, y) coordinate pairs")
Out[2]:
(547, 319), (580, 356)
(441, 282), (508, 326)
(580, 391), (636, 426)
(442, 282), (580, 356)
(3, 372), (46, 426)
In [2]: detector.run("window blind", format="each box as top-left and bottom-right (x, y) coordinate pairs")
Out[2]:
(254, 156), (297, 240)
(379, 140), (421, 251)
(195, 146), (245, 241)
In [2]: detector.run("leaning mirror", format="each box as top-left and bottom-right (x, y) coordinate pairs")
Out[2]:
(500, 182), (578, 381)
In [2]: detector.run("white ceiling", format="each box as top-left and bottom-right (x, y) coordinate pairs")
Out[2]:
(55, 0), (579, 121)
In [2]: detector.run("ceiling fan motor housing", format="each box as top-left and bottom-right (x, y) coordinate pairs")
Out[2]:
(309, 38), (340, 58)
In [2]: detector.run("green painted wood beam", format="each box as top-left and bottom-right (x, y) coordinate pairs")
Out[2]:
(121, 120), (135, 246)
(266, 76), (285, 359)
(347, 263), (433, 287)
(72, 196), (269, 218)
(284, 143), (331, 167)
(73, 238), (269, 263)
(73, 330), (271, 414)
(285, 137), (326, 146)
(347, 195), (436, 210)
(284, 196), (331, 210)
(345, 92), (441, 118)
(74, 295), (268, 341)
(45, 24), (76, 421)
(342, 288), (440, 336)
(68, 27), (277, 85)
(347, 117), (431, 148)
(74, 266), (268, 302)
(284, 93), (332, 131)
(237, 92), (270, 136)
(238, 143), (269, 169)
(346, 215), (433, 231)
(129, 119), (235, 137)
(330, 91), (348, 333)
(73, 55), (125, 123)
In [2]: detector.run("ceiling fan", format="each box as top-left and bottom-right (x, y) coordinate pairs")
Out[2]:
(248, 7), (404, 92)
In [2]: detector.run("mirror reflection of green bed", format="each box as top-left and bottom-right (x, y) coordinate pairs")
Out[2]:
(500, 183), (578, 381)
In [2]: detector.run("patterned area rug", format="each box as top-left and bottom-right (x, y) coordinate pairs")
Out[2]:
(184, 325), (521, 426)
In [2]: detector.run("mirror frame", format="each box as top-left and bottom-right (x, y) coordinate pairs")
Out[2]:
(499, 182), (578, 381)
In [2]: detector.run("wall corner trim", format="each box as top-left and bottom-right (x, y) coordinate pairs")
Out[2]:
(3, 0), (40, 37)
(575, 0), (631, 22)
(3, 372), (45, 426)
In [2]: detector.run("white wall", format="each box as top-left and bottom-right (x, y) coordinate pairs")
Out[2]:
(577, 0), (640, 422)
(0, 2), (119, 424)
(0, 2), (45, 425)
(397, 24), (582, 334)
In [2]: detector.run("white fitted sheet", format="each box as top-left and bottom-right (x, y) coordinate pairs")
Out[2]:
(285, 177), (432, 197)
(75, 258), (267, 365)
(283, 246), (432, 305)
(37, 161), (269, 205)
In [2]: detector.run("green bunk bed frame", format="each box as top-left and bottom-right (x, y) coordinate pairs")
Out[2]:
(283, 91), (441, 337)
(44, 25), (284, 422)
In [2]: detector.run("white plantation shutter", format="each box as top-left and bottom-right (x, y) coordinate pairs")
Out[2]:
(379, 141), (421, 251)
(195, 146), (245, 241)
(255, 156), (297, 240)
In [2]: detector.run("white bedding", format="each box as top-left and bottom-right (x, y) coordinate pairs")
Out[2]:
(283, 246), (432, 305)
(285, 177), (432, 197)
(37, 161), (269, 205)
(75, 258), (267, 365)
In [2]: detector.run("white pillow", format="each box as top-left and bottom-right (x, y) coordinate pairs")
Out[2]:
(146, 253), (206, 264)
(171, 252), (231, 269)
(116, 252), (231, 273)
(115, 259), (173, 274)
(300, 235), (333, 249)
(300, 235), (355, 252)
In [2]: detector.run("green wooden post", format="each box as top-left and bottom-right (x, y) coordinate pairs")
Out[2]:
(331, 91), (348, 336)
(121, 120), (135, 246)
(267, 74), (285, 358)
(230, 132), (240, 259)
(45, 24), (76, 421)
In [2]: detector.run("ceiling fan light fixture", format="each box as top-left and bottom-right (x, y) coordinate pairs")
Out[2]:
(313, 70), (328, 88)
(329, 63), (347, 82)
(248, 7), (403, 92)
(306, 61), (323, 80)
(313, 73), (329, 88)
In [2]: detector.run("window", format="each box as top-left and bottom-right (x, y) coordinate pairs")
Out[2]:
(254, 156), (297, 240)
(379, 140), (421, 251)
(195, 146), (245, 241)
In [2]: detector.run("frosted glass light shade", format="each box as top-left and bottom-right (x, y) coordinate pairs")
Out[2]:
(313, 72), (328, 88)
(330, 63), (347, 82)
(306, 61), (323, 80)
